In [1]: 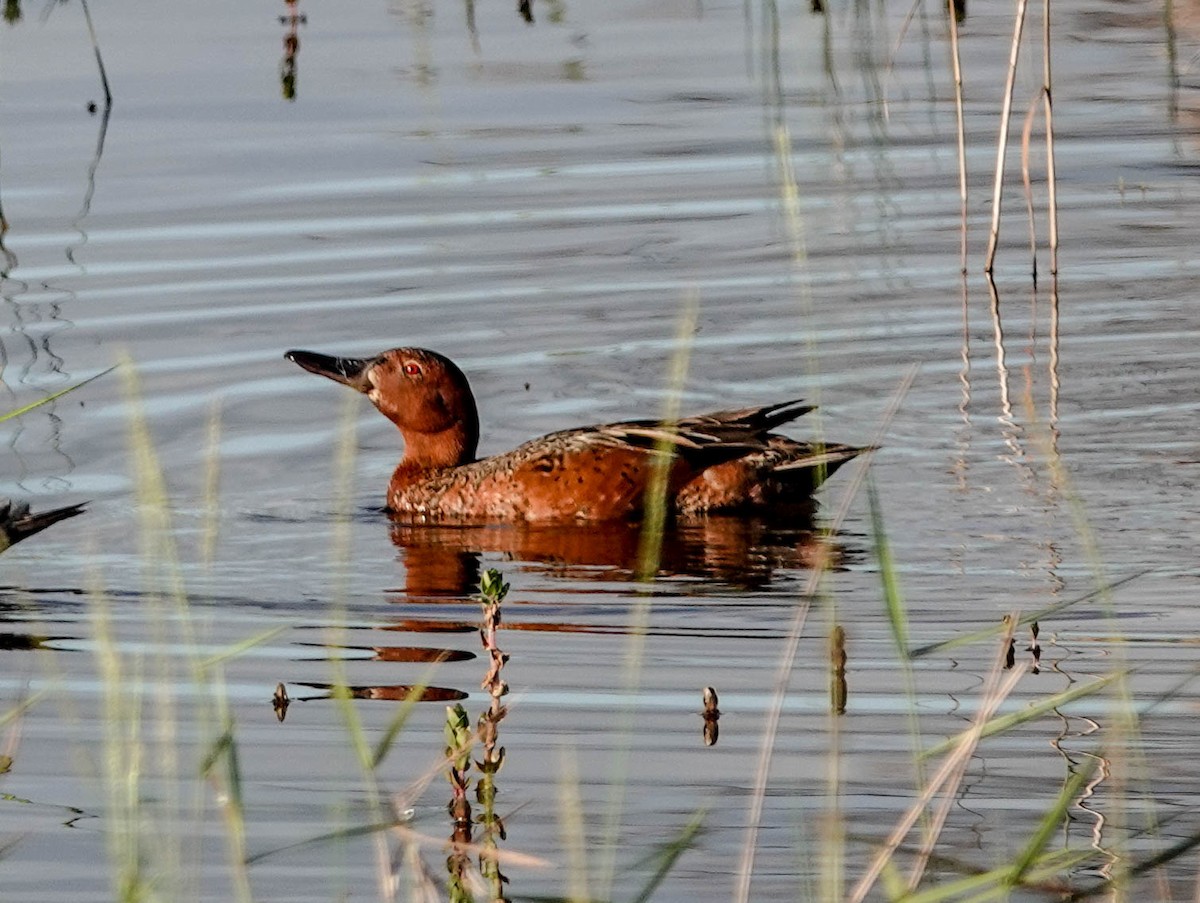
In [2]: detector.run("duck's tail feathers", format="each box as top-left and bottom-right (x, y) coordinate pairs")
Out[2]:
(688, 398), (816, 434)
(773, 443), (876, 476)
(0, 499), (88, 552)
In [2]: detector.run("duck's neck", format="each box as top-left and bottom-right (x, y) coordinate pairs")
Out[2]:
(389, 427), (477, 509)
(400, 426), (477, 470)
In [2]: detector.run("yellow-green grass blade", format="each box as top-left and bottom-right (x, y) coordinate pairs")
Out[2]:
(0, 365), (115, 423)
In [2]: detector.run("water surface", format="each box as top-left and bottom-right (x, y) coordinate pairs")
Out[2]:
(2, 0), (1200, 899)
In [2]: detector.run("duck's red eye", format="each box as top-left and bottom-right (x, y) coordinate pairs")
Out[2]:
(402, 361), (422, 377)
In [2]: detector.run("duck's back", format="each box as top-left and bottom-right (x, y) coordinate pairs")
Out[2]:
(385, 400), (857, 522)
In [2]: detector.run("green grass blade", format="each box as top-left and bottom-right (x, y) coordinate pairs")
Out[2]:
(921, 672), (1121, 760)
(371, 667), (436, 770)
(0, 365), (115, 423)
(910, 570), (1150, 659)
(197, 626), (288, 671)
(901, 848), (1091, 903)
(1006, 755), (1099, 884)
(628, 808), (707, 903)
(868, 477), (909, 659)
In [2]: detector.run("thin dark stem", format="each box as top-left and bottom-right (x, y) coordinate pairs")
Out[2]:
(80, 0), (113, 108)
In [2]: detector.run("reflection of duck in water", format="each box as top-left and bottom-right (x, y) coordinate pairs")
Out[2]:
(286, 347), (868, 522)
(0, 498), (85, 553)
(387, 518), (851, 596)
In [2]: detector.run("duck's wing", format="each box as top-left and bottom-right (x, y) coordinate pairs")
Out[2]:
(584, 398), (814, 460)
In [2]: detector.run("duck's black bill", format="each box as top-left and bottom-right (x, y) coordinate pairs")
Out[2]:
(285, 350), (373, 392)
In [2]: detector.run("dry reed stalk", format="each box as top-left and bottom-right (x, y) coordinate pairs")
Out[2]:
(557, 748), (592, 903)
(201, 400), (222, 570)
(984, 0), (1031, 273)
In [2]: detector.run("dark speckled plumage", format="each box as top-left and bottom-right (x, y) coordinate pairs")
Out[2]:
(286, 347), (867, 522)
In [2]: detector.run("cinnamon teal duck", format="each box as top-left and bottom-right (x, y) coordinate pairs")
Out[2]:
(286, 347), (867, 522)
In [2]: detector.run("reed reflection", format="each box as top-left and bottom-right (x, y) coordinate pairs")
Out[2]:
(829, 624), (847, 715)
(278, 0), (307, 101)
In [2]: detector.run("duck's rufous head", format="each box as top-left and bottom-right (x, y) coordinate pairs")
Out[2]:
(286, 347), (480, 468)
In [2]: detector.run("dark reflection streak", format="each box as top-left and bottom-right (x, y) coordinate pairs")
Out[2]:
(20, 98), (112, 488)
(854, 1), (904, 285)
(741, 0), (754, 81)
(0, 140), (24, 284)
(761, 0), (782, 120)
(1, 329), (42, 489)
(819, 0), (839, 100)
(853, 0), (887, 151)
(391, 1), (436, 90)
(0, 142), (16, 277)
(464, 0), (480, 54)
(66, 82), (112, 270)
(1163, 0), (1181, 146)
(0, 234), (15, 282)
